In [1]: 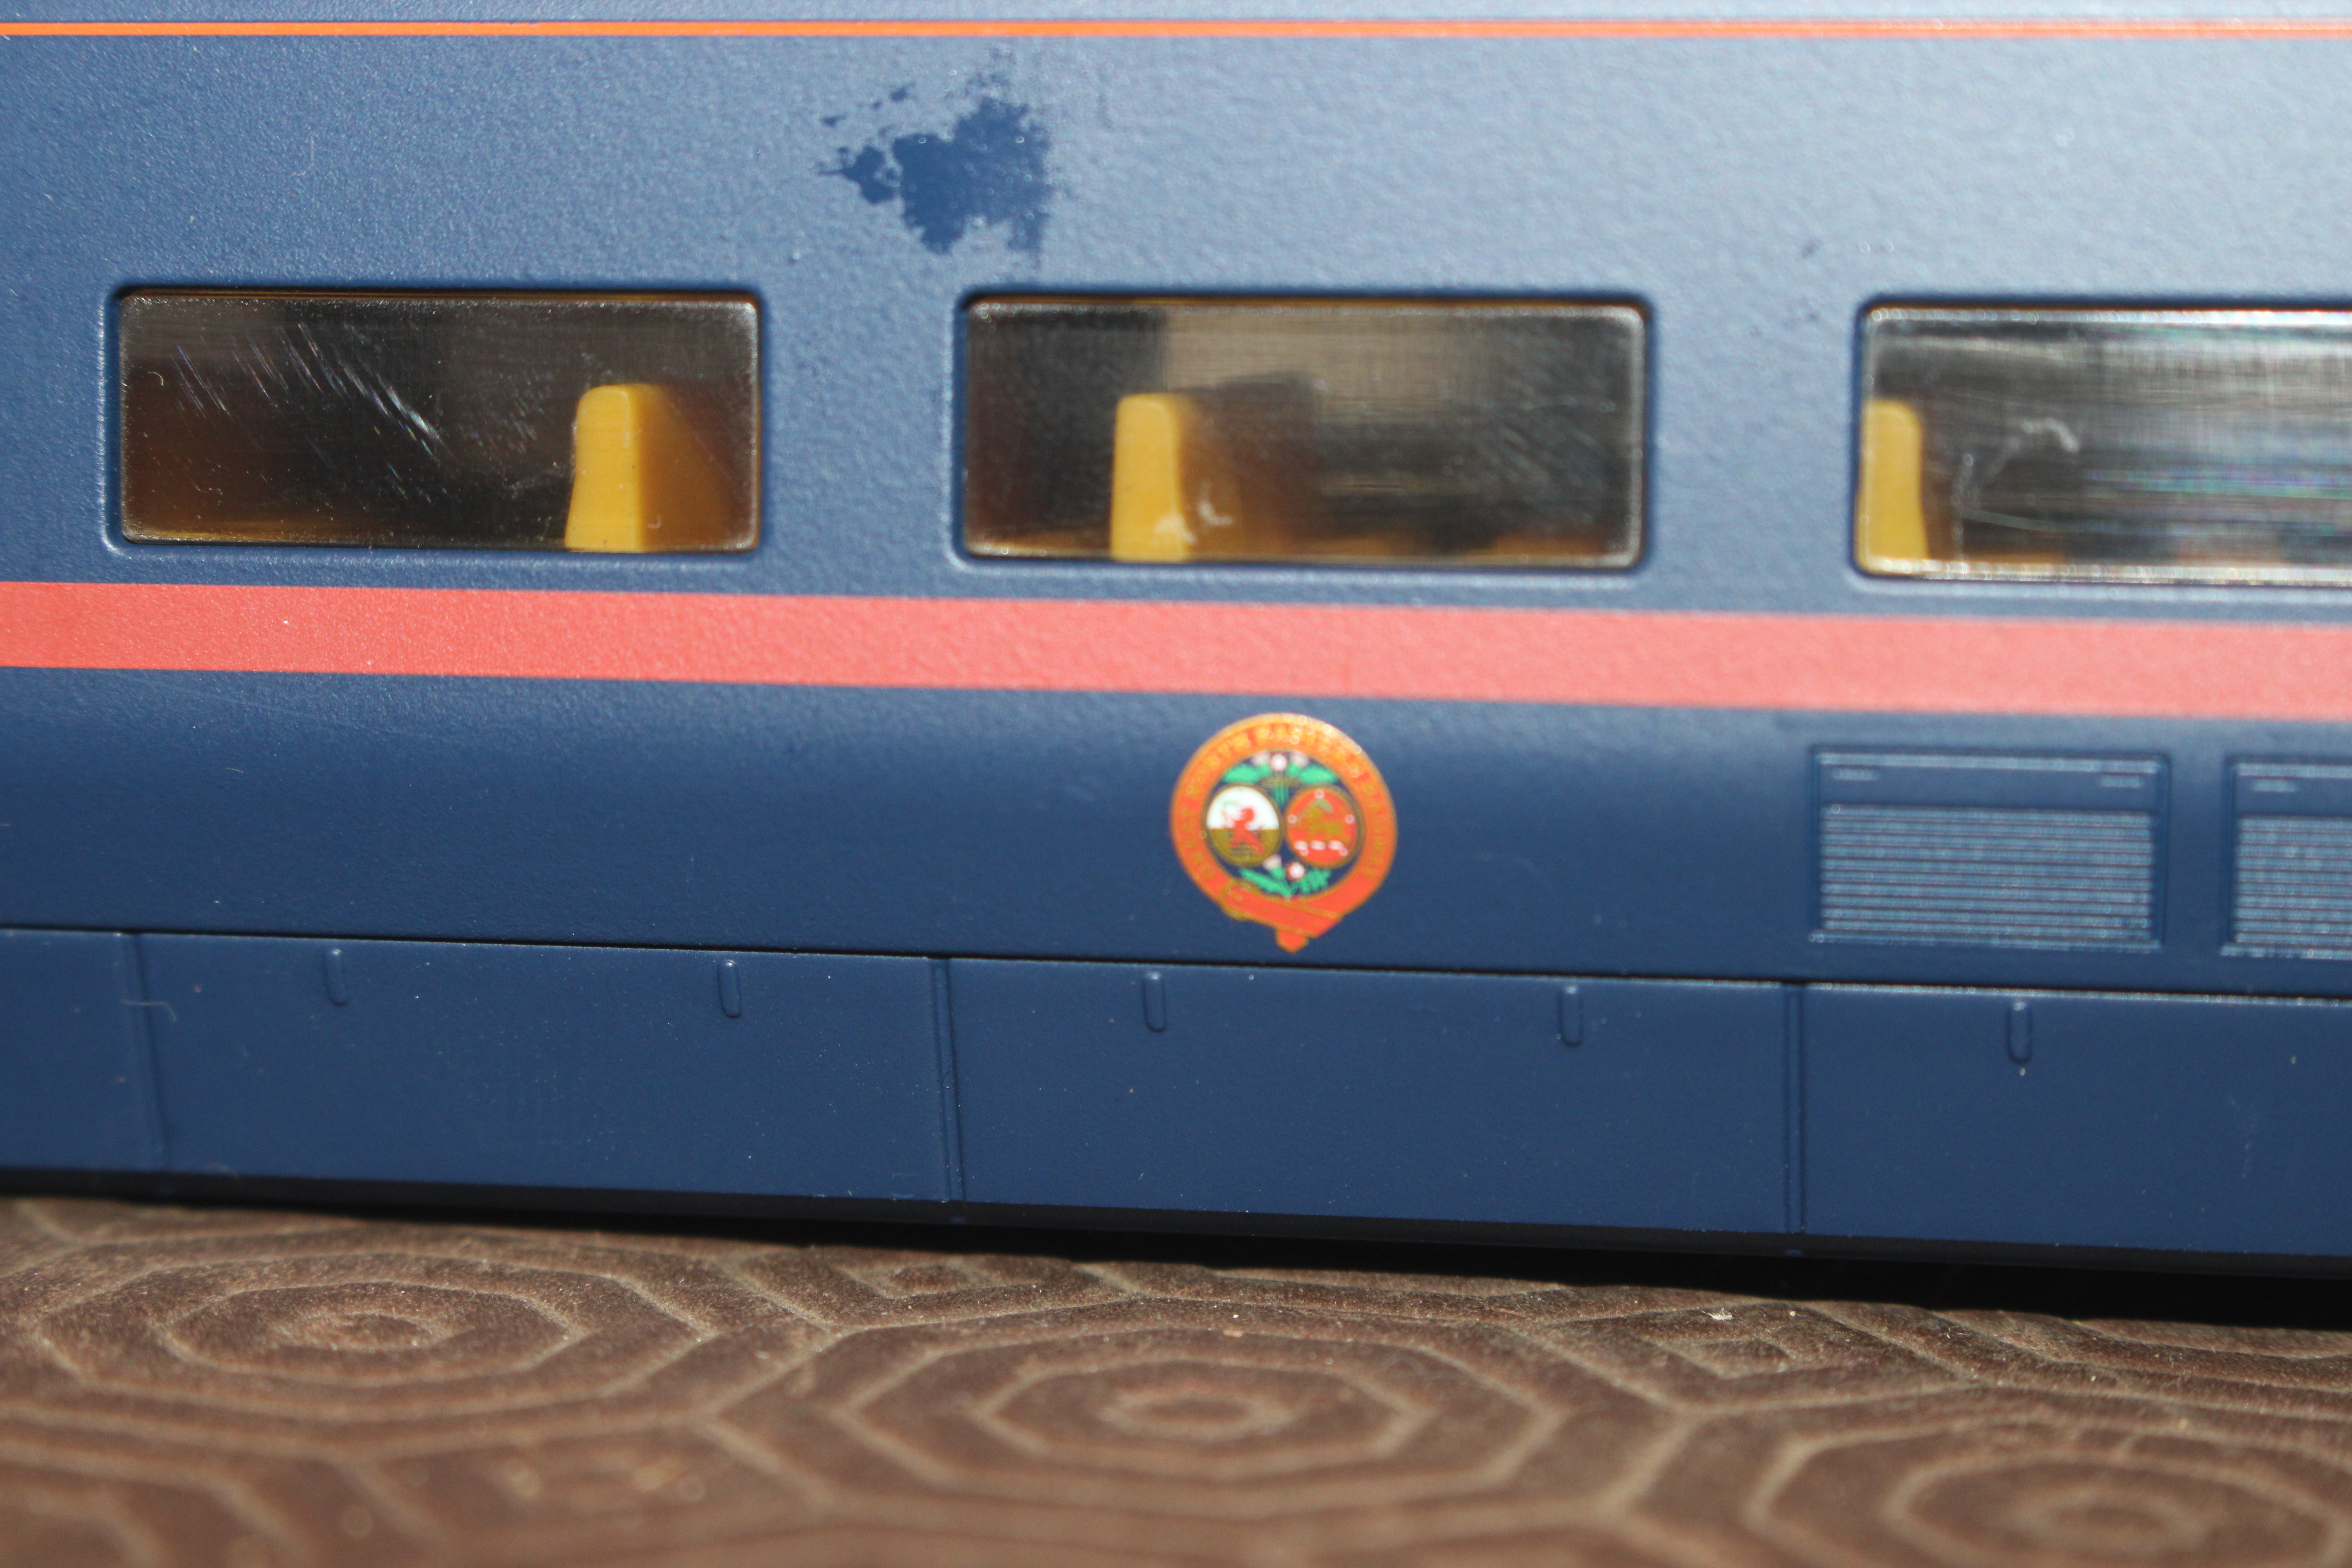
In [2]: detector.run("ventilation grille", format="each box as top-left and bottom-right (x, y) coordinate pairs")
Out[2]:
(2233, 815), (2352, 956)
(1820, 803), (2158, 947)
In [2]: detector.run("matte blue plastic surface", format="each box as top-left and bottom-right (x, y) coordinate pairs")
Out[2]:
(1805, 986), (2352, 1257)
(952, 960), (1789, 1230)
(3, 25), (2352, 1001)
(11, 14), (2352, 1261)
(0, 930), (158, 1173)
(140, 937), (948, 1198)
(7, 679), (2343, 998)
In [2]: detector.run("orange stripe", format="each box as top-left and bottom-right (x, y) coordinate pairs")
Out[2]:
(6, 17), (2352, 37)
(4, 581), (2351, 720)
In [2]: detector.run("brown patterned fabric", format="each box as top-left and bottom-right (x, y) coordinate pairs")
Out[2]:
(1, 1197), (2350, 1566)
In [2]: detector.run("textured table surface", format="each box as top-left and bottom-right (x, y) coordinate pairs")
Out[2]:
(2, 1198), (2351, 1567)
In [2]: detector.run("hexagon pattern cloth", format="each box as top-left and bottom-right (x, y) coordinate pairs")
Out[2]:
(2, 1199), (2352, 1567)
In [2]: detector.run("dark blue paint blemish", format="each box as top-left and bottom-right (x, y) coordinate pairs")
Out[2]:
(835, 146), (900, 207)
(825, 97), (1051, 256)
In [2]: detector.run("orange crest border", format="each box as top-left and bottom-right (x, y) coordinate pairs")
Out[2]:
(1170, 713), (1397, 952)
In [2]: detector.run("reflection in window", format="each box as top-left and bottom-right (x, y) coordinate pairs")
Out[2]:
(1860, 308), (2352, 583)
(121, 292), (758, 552)
(965, 298), (1644, 568)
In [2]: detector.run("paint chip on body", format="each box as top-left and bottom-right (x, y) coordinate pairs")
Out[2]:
(827, 96), (1051, 255)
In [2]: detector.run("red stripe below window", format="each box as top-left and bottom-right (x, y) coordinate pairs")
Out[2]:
(2, 581), (2349, 720)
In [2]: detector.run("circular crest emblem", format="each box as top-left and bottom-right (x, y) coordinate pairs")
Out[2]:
(1171, 713), (1396, 951)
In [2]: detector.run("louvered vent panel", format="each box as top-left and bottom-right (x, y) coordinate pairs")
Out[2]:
(2232, 815), (2352, 956)
(1820, 803), (2157, 947)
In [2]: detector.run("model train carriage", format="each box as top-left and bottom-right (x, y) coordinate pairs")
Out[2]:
(7, 10), (2352, 1266)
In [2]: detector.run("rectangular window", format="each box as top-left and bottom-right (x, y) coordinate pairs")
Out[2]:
(120, 291), (759, 552)
(1859, 308), (2352, 583)
(964, 298), (1644, 568)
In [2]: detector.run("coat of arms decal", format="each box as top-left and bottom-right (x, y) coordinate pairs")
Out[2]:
(1171, 713), (1397, 951)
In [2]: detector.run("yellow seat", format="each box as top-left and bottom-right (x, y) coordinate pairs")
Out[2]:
(1107, 390), (1315, 563)
(1855, 397), (1931, 573)
(1109, 394), (1207, 562)
(564, 383), (738, 553)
